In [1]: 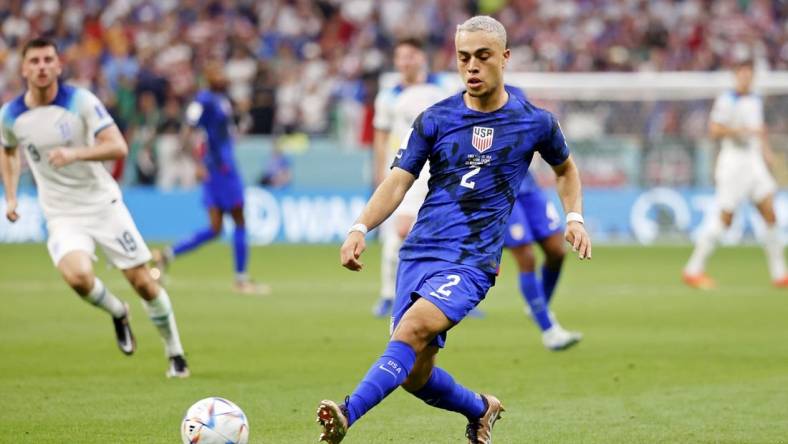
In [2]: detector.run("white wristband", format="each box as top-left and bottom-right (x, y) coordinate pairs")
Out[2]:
(566, 212), (584, 224)
(347, 223), (369, 236)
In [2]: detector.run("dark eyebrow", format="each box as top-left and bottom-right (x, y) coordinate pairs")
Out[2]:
(457, 48), (493, 56)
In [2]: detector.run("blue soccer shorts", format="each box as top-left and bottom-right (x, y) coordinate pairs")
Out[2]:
(202, 169), (245, 211)
(503, 189), (562, 248)
(391, 258), (495, 348)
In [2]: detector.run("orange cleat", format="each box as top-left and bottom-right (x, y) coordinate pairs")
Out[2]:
(774, 277), (788, 288)
(683, 273), (716, 290)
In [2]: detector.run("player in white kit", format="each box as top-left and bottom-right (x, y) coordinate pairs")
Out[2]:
(370, 38), (454, 317)
(684, 59), (787, 289)
(0, 38), (190, 376)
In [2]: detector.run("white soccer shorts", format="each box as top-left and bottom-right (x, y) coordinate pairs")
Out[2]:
(715, 156), (777, 212)
(46, 199), (152, 269)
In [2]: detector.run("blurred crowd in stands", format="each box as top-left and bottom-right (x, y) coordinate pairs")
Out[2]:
(1, 0), (786, 186)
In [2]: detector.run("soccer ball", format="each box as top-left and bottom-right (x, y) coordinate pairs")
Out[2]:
(181, 397), (250, 444)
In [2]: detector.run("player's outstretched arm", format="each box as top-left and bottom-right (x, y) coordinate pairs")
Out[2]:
(0, 147), (21, 222)
(552, 155), (591, 260)
(340, 167), (416, 271)
(47, 125), (128, 167)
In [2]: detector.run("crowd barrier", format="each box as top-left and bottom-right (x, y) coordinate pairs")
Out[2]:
(1, 187), (785, 245)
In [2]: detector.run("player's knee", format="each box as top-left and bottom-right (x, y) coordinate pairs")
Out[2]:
(62, 268), (94, 295)
(209, 223), (222, 236)
(544, 249), (565, 269)
(720, 212), (734, 227)
(391, 321), (433, 353)
(126, 269), (158, 299)
(511, 246), (536, 271)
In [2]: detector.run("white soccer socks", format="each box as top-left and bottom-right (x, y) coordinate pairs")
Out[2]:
(142, 288), (185, 357)
(380, 234), (402, 301)
(84, 277), (126, 318)
(685, 217), (724, 275)
(762, 225), (787, 281)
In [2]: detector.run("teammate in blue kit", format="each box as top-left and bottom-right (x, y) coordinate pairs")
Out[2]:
(152, 63), (267, 295)
(316, 16), (591, 444)
(504, 170), (582, 350)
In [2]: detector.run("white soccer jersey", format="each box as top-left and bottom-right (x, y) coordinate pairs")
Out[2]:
(709, 90), (777, 209)
(388, 83), (450, 164)
(0, 84), (120, 218)
(710, 91), (764, 159)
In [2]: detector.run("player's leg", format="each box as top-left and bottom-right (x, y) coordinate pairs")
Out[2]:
(317, 300), (437, 443)
(396, 302), (502, 443)
(403, 345), (487, 421)
(122, 265), (189, 377)
(684, 170), (746, 289)
(504, 200), (542, 315)
(537, 230), (566, 304)
(154, 207), (223, 270)
(684, 209), (733, 289)
(508, 243), (552, 328)
(96, 201), (188, 376)
(49, 220), (135, 355)
(754, 194), (787, 286)
(374, 221), (400, 317)
(229, 205), (269, 294)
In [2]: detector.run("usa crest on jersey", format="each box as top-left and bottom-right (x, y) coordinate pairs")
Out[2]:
(471, 126), (494, 152)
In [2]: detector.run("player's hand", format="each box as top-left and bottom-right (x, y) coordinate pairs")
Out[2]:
(195, 164), (207, 181)
(565, 221), (591, 260)
(47, 148), (78, 168)
(5, 198), (19, 223)
(340, 232), (366, 271)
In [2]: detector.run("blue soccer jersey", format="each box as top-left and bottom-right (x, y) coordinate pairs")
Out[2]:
(392, 91), (570, 274)
(186, 90), (239, 175)
(185, 90), (245, 210)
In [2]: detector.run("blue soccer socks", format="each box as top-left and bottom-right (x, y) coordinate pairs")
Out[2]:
(345, 341), (416, 426)
(232, 225), (248, 275)
(541, 264), (561, 304)
(411, 366), (486, 421)
(519, 272), (553, 331)
(172, 227), (219, 256)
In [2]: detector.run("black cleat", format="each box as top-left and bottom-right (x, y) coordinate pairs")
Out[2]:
(112, 303), (136, 356)
(166, 354), (190, 378)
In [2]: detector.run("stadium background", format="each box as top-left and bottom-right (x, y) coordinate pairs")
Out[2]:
(1, 0), (787, 245)
(2, 1), (788, 443)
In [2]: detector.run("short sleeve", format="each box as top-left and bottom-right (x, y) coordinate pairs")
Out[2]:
(372, 89), (394, 131)
(538, 113), (570, 166)
(77, 89), (115, 136)
(709, 94), (733, 125)
(185, 100), (204, 127)
(390, 111), (435, 177)
(0, 104), (18, 148)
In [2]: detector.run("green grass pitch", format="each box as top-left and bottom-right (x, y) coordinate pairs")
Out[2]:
(1, 243), (787, 443)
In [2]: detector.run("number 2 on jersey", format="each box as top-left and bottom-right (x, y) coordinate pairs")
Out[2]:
(429, 274), (461, 300)
(460, 167), (480, 189)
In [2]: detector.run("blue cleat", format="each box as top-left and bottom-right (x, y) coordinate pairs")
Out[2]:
(371, 298), (394, 318)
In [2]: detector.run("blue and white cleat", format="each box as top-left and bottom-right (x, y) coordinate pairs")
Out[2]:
(542, 325), (582, 351)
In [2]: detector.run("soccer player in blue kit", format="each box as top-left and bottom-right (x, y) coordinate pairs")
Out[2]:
(504, 170), (582, 350)
(316, 16), (591, 444)
(152, 63), (267, 295)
